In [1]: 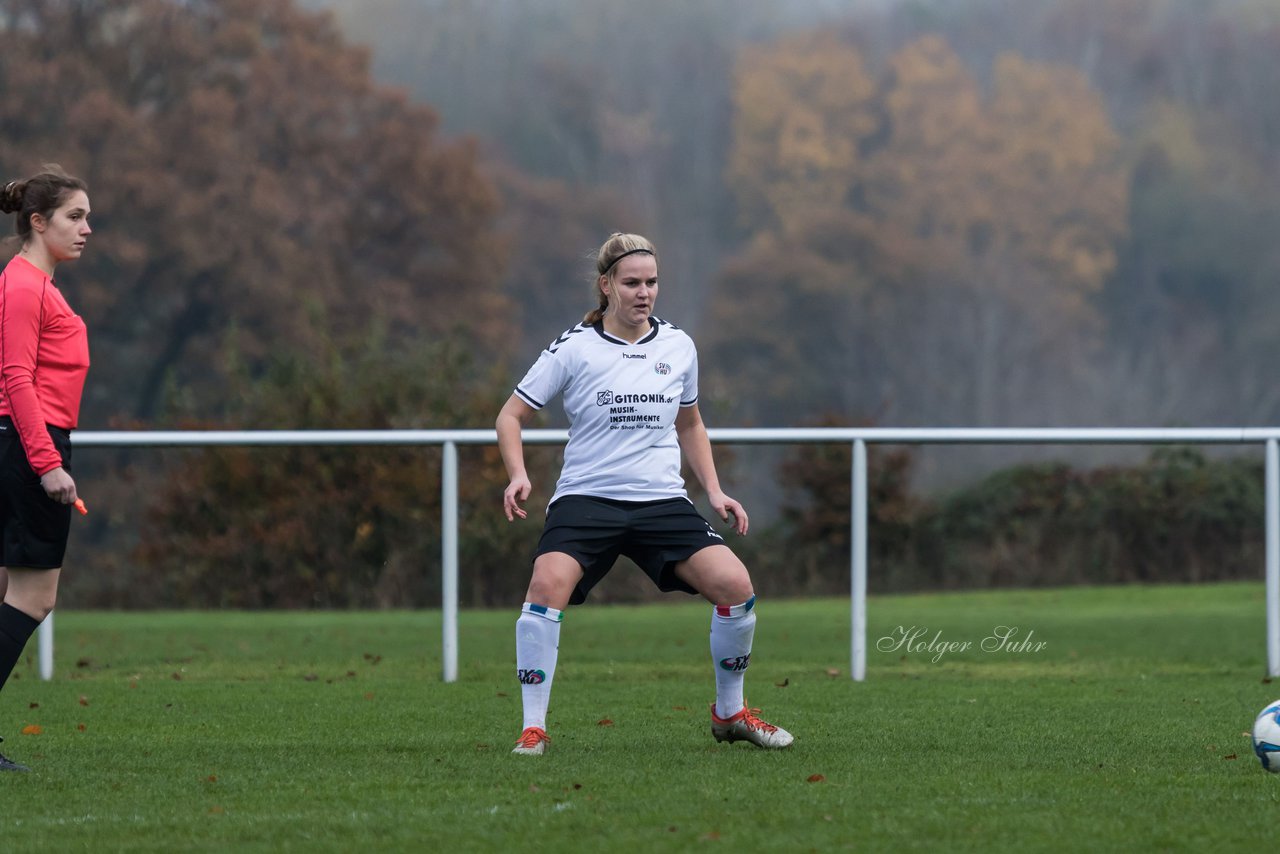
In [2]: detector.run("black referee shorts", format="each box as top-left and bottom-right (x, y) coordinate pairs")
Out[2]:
(534, 494), (727, 605)
(0, 417), (72, 569)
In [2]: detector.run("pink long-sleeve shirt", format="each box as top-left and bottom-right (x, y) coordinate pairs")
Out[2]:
(0, 255), (90, 475)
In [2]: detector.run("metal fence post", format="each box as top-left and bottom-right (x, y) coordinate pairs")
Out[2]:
(1267, 439), (1279, 677)
(442, 440), (459, 683)
(38, 611), (53, 680)
(852, 439), (868, 682)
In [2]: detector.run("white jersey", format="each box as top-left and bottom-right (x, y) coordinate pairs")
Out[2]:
(515, 317), (698, 505)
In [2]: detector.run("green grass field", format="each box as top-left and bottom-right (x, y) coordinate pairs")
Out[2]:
(2, 582), (1278, 852)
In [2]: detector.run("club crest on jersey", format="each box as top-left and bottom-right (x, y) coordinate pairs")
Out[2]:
(718, 654), (751, 672)
(597, 391), (614, 406)
(517, 668), (546, 685)
(654, 362), (671, 375)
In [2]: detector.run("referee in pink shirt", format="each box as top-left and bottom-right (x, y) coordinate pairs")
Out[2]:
(0, 165), (93, 773)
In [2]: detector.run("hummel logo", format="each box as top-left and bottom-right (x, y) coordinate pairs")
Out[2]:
(623, 353), (647, 360)
(718, 654), (751, 672)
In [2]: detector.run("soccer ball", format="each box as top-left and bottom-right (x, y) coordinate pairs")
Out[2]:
(1253, 700), (1280, 773)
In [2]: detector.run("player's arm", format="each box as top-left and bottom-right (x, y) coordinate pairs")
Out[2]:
(0, 279), (67, 484)
(496, 394), (539, 521)
(675, 403), (748, 535)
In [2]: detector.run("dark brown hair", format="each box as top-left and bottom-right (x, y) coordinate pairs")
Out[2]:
(1, 164), (89, 243)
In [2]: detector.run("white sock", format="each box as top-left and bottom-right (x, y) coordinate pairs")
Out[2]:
(515, 602), (563, 730)
(710, 596), (756, 719)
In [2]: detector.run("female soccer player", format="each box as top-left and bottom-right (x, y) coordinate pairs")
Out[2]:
(496, 232), (793, 755)
(0, 166), (93, 772)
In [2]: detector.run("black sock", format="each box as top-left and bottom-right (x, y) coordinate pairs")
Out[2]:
(0, 603), (41, 691)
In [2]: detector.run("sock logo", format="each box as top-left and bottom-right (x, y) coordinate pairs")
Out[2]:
(517, 668), (546, 685)
(718, 654), (751, 672)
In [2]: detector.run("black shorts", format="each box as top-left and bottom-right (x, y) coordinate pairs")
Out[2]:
(0, 417), (72, 569)
(534, 494), (727, 605)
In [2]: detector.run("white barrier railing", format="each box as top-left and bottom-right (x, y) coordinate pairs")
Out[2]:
(36, 427), (1280, 683)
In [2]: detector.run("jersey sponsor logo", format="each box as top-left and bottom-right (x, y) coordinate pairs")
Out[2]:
(597, 390), (675, 406)
(517, 668), (547, 685)
(654, 362), (671, 375)
(622, 352), (647, 360)
(718, 654), (751, 672)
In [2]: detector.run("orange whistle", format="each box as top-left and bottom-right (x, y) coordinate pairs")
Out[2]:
(73, 498), (87, 515)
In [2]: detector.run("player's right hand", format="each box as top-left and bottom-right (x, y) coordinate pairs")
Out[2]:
(40, 466), (78, 504)
(503, 476), (531, 521)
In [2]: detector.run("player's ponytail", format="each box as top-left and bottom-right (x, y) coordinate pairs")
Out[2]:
(0, 181), (25, 215)
(584, 232), (657, 325)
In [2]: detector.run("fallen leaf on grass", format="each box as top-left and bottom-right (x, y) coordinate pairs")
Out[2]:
(807, 774), (825, 783)
(597, 718), (614, 726)
(206, 774), (218, 782)
(1223, 754), (1238, 760)
(529, 784), (540, 793)
(208, 806), (224, 815)
(303, 674), (318, 682)
(76, 723), (86, 732)
(363, 692), (375, 701)
(171, 672), (182, 681)
(671, 705), (687, 711)
(78, 695), (89, 706)
(21, 724), (42, 736)
(28, 702), (38, 709)
(76, 658), (92, 669)
(699, 831), (721, 841)
(825, 668), (841, 678)
(775, 678), (789, 688)
(496, 692), (509, 698)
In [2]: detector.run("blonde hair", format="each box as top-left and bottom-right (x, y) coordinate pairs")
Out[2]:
(583, 232), (657, 325)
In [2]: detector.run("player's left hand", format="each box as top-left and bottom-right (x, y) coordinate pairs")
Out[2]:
(710, 491), (748, 536)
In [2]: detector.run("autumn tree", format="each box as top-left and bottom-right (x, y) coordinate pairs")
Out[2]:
(0, 0), (510, 424)
(0, 0), (528, 607)
(725, 32), (879, 235)
(707, 33), (1128, 430)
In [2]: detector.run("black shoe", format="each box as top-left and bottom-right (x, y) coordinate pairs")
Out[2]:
(0, 736), (29, 772)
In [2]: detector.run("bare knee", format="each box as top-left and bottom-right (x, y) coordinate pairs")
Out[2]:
(524, 554), (584, 611)
(706, 574), (754, 607)
(4, 569), (59, 621)
(4, 594), (54, 622)
(676, 546), (754, 606)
